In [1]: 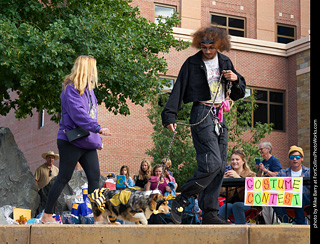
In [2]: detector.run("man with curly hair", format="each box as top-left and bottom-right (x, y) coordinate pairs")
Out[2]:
(161, 27), (246, 224)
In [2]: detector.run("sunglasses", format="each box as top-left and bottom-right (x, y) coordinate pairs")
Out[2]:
(49, 169), (52, 177)
(289, 155), (301, 160)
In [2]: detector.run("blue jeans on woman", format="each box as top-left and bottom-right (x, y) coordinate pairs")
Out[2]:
(218, 202), (251, 224)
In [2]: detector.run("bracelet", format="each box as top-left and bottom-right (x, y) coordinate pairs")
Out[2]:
(265, 170), (269, 174)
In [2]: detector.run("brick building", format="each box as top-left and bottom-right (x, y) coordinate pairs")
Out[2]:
(0, 0), (310, 177)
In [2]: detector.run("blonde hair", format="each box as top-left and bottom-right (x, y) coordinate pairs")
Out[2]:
(63, 55), (98, 95)
(161, 158), (172, 168)
(231, 149), (250, 171)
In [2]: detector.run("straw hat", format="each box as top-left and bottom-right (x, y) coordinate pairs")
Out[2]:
(41, 151), (59, 161)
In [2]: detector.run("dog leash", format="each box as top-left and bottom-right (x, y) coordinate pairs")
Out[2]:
(156, 74), (233, 190)
(156, 130), (177, 190)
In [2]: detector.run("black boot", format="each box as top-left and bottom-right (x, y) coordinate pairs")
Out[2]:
(170, 194), (190, 224)
(201, 211), (230, 224)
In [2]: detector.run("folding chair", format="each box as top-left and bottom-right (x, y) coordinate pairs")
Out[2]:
(284, 205), (310, 224)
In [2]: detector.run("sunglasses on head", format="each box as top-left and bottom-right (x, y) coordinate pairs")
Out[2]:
(289, 155), (301, 160)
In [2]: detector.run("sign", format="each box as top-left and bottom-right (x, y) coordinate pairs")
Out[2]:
(244, 177), (303, 208)
(116, 175), (126, 189)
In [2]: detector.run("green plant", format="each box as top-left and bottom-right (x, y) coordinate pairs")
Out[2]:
(0, 0), (189, 121)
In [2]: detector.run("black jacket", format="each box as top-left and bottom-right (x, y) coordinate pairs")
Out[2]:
(161, 51), (246, 127)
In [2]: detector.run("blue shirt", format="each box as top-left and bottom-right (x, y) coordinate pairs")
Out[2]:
(126, 177), (134, 187)
(262, 155), (282, 173)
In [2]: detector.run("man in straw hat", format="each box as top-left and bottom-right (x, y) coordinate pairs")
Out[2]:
(35, 151), (59, 190)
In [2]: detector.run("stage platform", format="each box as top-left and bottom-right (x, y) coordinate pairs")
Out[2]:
(0, 224), (310, 244)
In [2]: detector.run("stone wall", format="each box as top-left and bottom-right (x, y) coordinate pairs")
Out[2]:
(296, 49), (311, 166)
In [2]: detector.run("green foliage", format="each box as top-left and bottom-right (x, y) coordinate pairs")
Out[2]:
(146, 91), (273, 189)
(146, 93), (197, 189)
(0, 0), (189, 121)
(225, 92), (273, 170)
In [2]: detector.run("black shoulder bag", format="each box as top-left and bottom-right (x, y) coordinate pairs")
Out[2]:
(61, 93), (93, 142)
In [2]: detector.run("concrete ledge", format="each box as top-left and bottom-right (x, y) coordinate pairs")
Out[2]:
(0, 225), (30, 244)
(249, 225), (310, 244)
(0, 225), (310, 244)
(172, 27), (310, 57)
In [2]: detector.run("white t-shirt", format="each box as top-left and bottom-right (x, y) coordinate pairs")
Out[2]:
(203, 55), (225, 104)
(291, 168), (302, 177)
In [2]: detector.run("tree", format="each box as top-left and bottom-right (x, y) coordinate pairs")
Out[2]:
(225, 91), (273, 169)
(146, 92), (273, 189)
(0, 0), (189, 121)
(146, 94), (197, 188)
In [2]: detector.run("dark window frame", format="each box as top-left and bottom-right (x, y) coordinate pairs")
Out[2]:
(210, 13), (246, 37)
(243, 87), (286, 132)
(277, 23), (296, 44)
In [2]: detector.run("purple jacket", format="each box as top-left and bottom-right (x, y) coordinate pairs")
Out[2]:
(57, 83), (102, 150)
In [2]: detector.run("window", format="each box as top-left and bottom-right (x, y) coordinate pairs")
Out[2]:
(155, 4), (176, 24)
(158, 76), (176, 107)
(241, 88), (285, 131)
(160, 76), (175, 92)
(210, 14), (246, 37)
(39, 110), (45, 129)
(277, 24), (296, 44)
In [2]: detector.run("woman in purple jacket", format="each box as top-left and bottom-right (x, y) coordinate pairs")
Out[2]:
(41, 55), (111, 224)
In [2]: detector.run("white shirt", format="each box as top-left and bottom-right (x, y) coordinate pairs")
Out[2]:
(203, 55), (225, 104)
(291, 168), (302, 177)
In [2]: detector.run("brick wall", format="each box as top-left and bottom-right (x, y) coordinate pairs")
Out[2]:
(0, 109), (59, 174)
(275, 0), (301, 36)
(201, 0), (257, 38)
(0, 101), (154, 178)
(0, 0), (310, 177)
(96, 101), (154, 176)
(132, 0), (304, 41)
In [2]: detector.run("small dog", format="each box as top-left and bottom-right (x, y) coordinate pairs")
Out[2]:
(89, 187), (172, 225)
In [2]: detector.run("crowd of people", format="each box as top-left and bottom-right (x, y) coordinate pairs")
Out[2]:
(35, 142), (310, 225)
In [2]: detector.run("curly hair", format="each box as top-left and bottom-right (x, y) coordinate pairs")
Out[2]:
(191, 26), (231, 52)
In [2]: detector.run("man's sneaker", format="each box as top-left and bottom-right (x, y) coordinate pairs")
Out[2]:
(170, 194), (190, 224)
(201, 211), (230, 224)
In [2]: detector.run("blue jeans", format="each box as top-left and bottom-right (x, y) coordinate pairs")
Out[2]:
(273, 193), (310, 225)
(218, 202), (251, 224)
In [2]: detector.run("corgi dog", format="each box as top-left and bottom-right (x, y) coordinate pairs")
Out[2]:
(89, 187), (172, 225)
